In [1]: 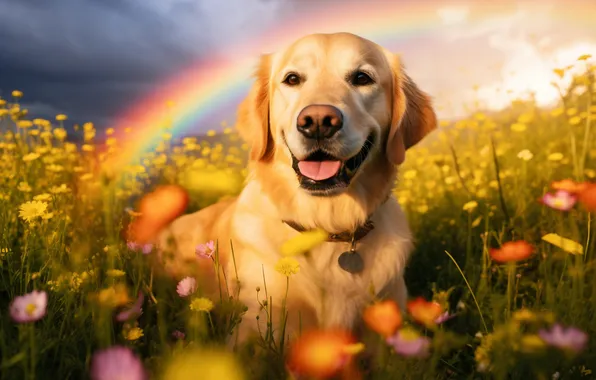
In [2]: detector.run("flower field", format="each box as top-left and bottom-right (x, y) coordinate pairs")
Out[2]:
(1, 58), (596, 380)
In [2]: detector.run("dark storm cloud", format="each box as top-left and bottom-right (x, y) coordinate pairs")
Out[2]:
(0, 0), (291, 127)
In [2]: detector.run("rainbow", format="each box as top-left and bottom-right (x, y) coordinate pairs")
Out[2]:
(111, 0), (595, 168)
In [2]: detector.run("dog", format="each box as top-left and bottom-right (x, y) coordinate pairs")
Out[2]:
(158, 32), (437, 347)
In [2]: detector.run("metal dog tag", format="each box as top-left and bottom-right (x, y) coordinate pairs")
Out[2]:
(338, 250), (364, 274)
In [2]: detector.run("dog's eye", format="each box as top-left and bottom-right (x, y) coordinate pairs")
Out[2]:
(351, 71), (374, 86)
(283, 73), (302, 86)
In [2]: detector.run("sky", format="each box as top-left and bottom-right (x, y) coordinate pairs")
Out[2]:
(1, 0), (595, 133)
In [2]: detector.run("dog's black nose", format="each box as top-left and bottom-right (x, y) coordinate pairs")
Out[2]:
(296, 104), (343, 139)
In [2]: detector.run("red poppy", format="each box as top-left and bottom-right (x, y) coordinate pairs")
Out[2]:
(489, 240), (534, 263)
(406, 297), (443, 328)
(577, 183), (596, 212)
(362, 300), (403, 337)
(287, 329), (359, 379)
(128, 185), (189, 243)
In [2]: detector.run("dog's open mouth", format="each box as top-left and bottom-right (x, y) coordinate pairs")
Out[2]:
(290, 133), (375, 195)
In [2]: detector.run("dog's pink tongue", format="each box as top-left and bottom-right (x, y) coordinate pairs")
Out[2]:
(298, 160), (341, 181)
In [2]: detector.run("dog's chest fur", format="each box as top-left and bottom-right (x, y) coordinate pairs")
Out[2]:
(231, 181), (413, 330)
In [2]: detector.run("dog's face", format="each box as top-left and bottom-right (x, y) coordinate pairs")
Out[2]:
(236, 32), (436, 197)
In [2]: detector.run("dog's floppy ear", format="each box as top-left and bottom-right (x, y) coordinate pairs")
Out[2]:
(384, 52), (437, 165)
(235, 54), (274, 162)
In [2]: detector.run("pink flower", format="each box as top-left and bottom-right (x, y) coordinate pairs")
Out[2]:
(115, 292), (144, 322)
(386, 327), (431, 358)
(196, 240), (215, 259)
(90, 346), (147, 380)
(541, 190), (577, 211)
(435, 311), (455, 325)
(172, 330), (185, 340)
(176, 277), (197, 297)
(10, 290), (48, 323)
(539, 324), (588, 353)
(127, 241), (153, 254)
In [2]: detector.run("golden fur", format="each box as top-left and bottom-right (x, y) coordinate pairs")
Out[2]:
(158, 32), (437, 346)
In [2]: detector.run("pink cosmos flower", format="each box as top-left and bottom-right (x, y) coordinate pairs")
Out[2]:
(127, 241), (153, 254)
(176, 277), (197, 297)
(115, 292), (144, 322)
(90, 346), (147, 380)
(435, 311), (455, 325)
(541, 190), (577, 211)
(196, 240), (215, 259)
(538, 324), (588, 353)
(386, 328), (431, 358)
(10, 290), (48, 323)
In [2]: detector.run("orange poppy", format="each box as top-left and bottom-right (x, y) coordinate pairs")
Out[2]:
(287, 329), (359, 379)
(128, 185), (189, 243)
(489, 240), (534, 263)
(362, 300), (403, 337)
(406, 297), (443, 328)
(578, 183), (596, 212)
(551, 179), (588, 194)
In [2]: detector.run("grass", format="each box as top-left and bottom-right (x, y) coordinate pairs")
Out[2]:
(0, 60), (595, 380)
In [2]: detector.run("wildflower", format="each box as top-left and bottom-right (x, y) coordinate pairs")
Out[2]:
(520, 334), (546, 353)
(12, 90), (23, 98)
(542, 233), (583, 255)
(462, 200), (478, 212)
(489, 240), (534, 263)
(539, 324), (588, 353)
(128, 185), (189, 244)
(90, 346), (147, 380)
(402, 169), (417, 179)
(512, 309), (537, 323)
(96, 284), (131, 308)
(49, 184), (70, 194)
(577, 54), (592, 61)
(172, 330), (185, 340)
(280, 229), (327, 257)
(407, 297), (443, 328)
(548, 153), (564, 162)
(578, 183), (596, 212)
(195, 240), (215, 259)
(18, 182), (32, 192)
(363, 300), (403, 337)
(106, 269), (126, 278)
(52, 127), (67, 140)
(510, 123), (526, 132)
(386, 327), (431, 358)
(569, 116), (582, 125)
(162, 348), (245, 380)
(33, 193), (52, 202)
(176, 277), (197, 297)
(55, 114), (67, 121)
(18, 201), (48, 223)
(190, 297), (214, 313)
(123, 326), (144, 341)
(541, 190), (577, 211)
(274, 257), (301, 277)
(22, 153), (40, 162)
(517, 149), (533, 161)
(435, 311), (455, 324)
(551, 179), (587, 194)
(9, 290), (48, 323)
(116, 292), (144, 322)
(287, 329), (358, 379)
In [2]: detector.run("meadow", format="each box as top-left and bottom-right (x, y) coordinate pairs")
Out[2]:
(1, 56), (596, 380)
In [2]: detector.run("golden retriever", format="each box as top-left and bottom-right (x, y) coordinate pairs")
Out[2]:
(158, 32), (437, 346)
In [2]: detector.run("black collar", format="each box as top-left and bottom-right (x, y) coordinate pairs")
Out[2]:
(281, 195), (390, 243)
(282, 219), (375, 242)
